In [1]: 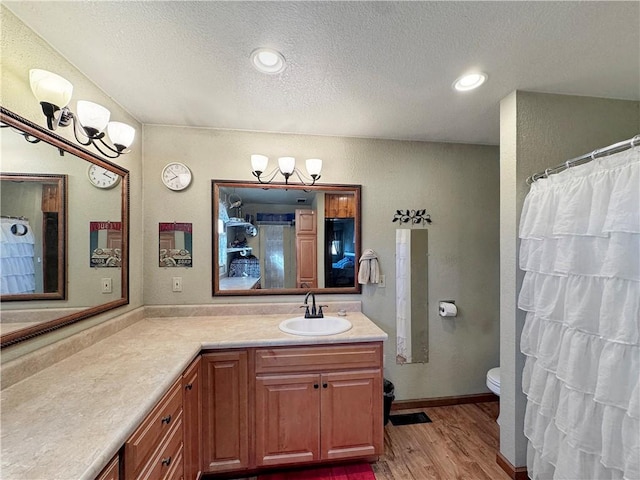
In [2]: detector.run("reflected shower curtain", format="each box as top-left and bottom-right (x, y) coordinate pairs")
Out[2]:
(0, 218), (36, 294)
(519, 146), (639, 479)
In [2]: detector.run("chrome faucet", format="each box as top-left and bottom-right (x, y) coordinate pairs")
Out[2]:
(302, 291), (326, 319)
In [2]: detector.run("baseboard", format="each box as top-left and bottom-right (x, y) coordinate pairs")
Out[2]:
(390, 392), (498, 410)
(496, 451), (529, 480)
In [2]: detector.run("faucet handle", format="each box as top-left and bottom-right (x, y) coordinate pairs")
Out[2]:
(300, 305), (311, 318)
(317, 305), (328, 317)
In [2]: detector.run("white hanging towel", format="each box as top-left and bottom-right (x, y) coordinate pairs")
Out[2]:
(358, 248), (380, 284)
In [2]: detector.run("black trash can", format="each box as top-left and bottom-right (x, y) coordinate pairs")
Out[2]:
(383, 379), (395, 426)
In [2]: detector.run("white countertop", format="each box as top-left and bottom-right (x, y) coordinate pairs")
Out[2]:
(218, 276), (261, 290)
(0, 312), (387, 480)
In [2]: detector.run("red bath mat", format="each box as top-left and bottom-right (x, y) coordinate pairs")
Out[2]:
(258, 463), (376, 480)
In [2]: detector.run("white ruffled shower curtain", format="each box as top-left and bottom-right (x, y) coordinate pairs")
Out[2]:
(0, 218), (36, 294)
(519, 145), (639, 480)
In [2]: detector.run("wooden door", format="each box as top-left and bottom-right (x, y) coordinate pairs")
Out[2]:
(201, 351), (249, 474)
(255, 373), (321, 467)
(295, 209), (316, 234)
(320, 369), (383, 460)
(183, 356), (202, 480)
(295, 209), (317, 288)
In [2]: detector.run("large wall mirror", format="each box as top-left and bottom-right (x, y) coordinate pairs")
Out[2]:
(212, 180), (361, 296)
(0, 107), (129, 348)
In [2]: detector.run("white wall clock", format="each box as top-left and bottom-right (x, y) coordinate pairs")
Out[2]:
(87, 164), (121, 189)
(161, 162), (192, 191)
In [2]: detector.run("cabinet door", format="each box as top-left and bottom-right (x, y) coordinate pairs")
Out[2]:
(201, 351), (249, 473)
(320, 369), (383, 460)
(95, 455), (119, 480)
(295, 209), (317, 234)
(296, 235), (317, 288)
(183, 357), (202, 480)
(255, 373), (321, 467)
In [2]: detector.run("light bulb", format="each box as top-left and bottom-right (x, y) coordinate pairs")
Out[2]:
(251, 154), (269, 173)
(107, 121), (136, 150)
(305, 158), (322, 176)
(29, 69), (73, 108)
(278, 157), (295, 175)
(77, 100), (110, 136)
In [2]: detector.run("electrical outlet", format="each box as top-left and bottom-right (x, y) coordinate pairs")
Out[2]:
(172, 277), (183, 292)
(101, 278), (112, 294)
(378, 275), (386, 288)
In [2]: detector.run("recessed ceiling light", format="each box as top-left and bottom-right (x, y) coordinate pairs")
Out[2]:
(453, 72), (487, 92)
(250, 48), (286, 74)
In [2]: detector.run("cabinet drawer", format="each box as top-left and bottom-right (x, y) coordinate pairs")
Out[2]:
(125, 379), (183, 476)
(136, 414), (183, 480)
(255, 343), (381, 374)
(95, 455), (119, 480)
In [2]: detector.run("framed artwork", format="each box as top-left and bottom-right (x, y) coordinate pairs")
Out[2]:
(90, 221), (122, 267)
(159, 222), (193, 267)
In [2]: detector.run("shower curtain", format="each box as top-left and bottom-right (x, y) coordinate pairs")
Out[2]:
(519, 145), (639, 479)
(0, 217), (36, 294)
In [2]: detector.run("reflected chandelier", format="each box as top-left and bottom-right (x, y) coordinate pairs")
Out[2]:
(29, 69), (135, 159)
(251, 154), (322, 186)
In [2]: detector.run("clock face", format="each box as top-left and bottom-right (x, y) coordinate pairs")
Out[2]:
(161, 162), (192, 191)
(87, 164), (121, 189)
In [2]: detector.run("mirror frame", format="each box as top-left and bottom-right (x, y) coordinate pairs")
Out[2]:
(212, 180), (362, 296)
(1, 173), (67, 301)
(0, 106), (130, 348)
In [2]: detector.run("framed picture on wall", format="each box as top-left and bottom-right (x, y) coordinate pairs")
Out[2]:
(90, 221), (122, 268)
(159, 222), (193, 267)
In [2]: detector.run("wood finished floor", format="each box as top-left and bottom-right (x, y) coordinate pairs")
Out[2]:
(234, 402), (509, 480)
(373, 402), (510, 480)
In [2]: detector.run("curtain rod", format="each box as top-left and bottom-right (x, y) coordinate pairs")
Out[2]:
(527, 134), (640, 185)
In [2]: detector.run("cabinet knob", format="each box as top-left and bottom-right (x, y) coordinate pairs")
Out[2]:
(313, 384), (319, 389)
(161, 456), (172, 467)
(185, 383), (193, 390)
(322, 383), (328, 389)
(161, 414), (172, 425)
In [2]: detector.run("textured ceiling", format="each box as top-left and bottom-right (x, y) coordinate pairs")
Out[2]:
(5, 1), (640, 145)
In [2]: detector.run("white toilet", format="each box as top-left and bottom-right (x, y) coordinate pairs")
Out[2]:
(486, 367), (501, 424)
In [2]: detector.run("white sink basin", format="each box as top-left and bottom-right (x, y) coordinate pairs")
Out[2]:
(279, 316), (352, 336)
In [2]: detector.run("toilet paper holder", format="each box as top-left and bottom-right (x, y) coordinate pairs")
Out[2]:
(438, 300), (457, 317)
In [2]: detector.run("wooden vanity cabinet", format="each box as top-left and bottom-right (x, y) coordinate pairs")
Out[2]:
(95, 455), (120, 480)
(201, 350), (250, 474)
(124, 378), (183, 480)
(182, 356), (202, 480)
(254, 343), (383, 467)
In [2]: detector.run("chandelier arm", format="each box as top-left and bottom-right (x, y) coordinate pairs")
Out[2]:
(253, 166), (282, 184)
(90, 138), (120, 159)
(70, 115), (94, 147)
(292, 167), (316, 186)
(96, 136), (124, 156)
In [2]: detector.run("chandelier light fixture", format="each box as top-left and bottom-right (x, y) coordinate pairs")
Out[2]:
(251, 154), (322, 186)
(29, 69), (136, 158)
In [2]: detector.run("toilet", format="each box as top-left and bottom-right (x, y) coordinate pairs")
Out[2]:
(486, 367), (501, 424)
(486, 367), (500, 396)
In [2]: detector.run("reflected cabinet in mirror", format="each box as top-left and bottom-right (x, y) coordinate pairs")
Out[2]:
(0, 107), (129, 348)
(212, 180), (361, 296)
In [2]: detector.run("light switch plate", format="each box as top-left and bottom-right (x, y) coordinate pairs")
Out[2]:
(101, 278), (112, 294)
(378, 275), (386, 288)
(172, 277), (183, 292)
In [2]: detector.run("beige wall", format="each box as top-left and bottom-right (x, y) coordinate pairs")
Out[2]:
(143, 125), (501, 400)
(499, 91), (639, 467)
(0, 7), (144, 360)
